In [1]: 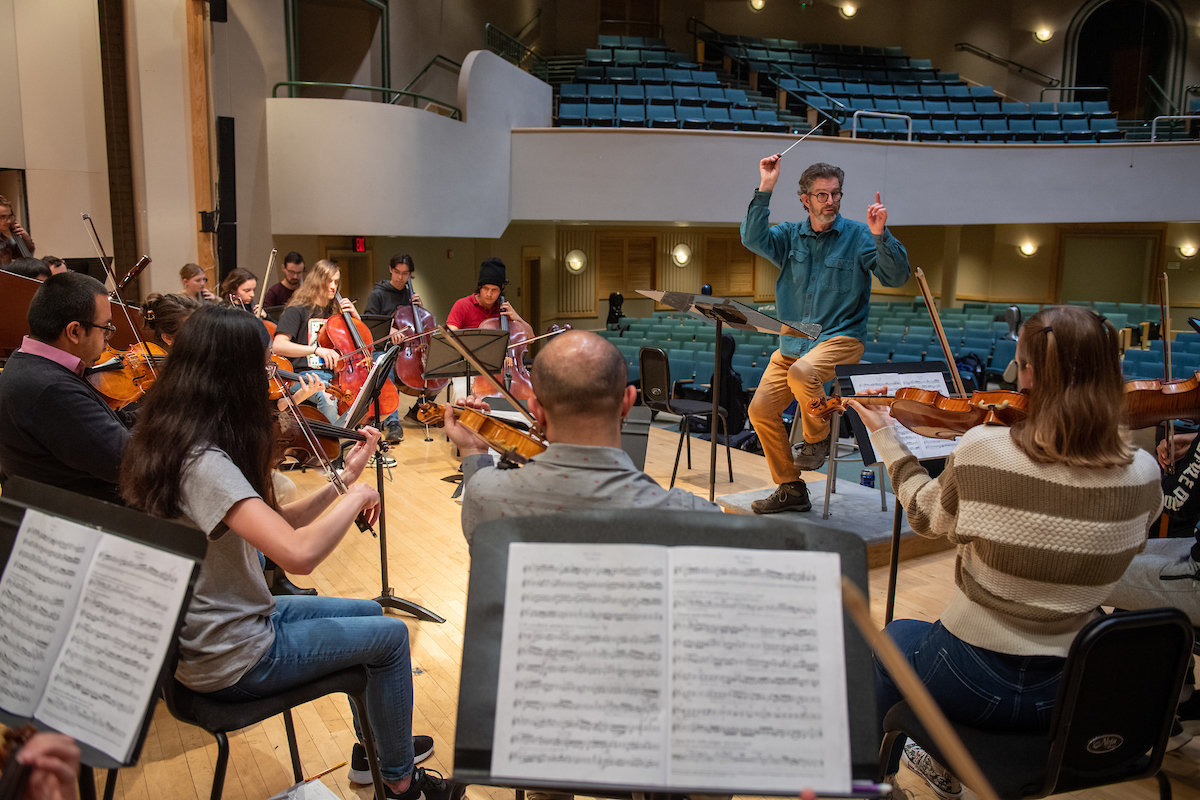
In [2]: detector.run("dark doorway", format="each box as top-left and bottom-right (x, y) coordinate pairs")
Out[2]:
(295, 0), (383, 100)
(1075, 0), (1172, 119)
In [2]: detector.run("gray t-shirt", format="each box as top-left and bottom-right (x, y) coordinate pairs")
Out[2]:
(174, 448), (276, 692)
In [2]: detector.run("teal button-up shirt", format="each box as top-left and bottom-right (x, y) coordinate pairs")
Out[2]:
(740, 189), (911, 358)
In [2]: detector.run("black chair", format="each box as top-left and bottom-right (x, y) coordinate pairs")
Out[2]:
(639, 346), (733, 488)
(161, 664), (387, 800)
(878, 608), (1193, 800)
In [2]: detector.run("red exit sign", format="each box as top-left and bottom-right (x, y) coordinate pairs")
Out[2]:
(353, 237), (366, 253)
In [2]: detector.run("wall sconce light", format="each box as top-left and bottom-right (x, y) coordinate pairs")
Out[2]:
(1019, 243), (1038, 257)
(840, 5), (857, 18)
(565, 249), (587, 274)
(1181, 244), (1198, 259)
(1033, 28), (1053, 42)
(671, 244), (692, 267)
(749, 0), (765, 10)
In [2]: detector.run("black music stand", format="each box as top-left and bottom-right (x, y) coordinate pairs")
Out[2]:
(361, 314), (394, 351)
(833, 361), (955, 625)
(0, 478), (205, 799)
(352, 346), (444, 624)
(639, 291), (820, 500)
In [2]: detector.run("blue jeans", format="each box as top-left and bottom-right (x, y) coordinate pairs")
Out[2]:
(203, 596), (416, 782)
(294, 369), (340, 424)
(875, 619), (1064, 773)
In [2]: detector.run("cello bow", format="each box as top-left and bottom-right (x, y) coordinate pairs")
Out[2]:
(257, 248), (278, 316)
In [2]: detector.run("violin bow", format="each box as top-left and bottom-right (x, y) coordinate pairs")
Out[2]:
(257, 248), (277, 315)
(1161, 272), (1176, 472)
(81, 213), (160, 379)
(915, 267), (967, 398)
(437, 324), (542, 434)
(273, 366), (377, 537)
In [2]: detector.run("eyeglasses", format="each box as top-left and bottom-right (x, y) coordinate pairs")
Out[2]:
(77, 320), (118, 338)
(801, 191), (843, 203)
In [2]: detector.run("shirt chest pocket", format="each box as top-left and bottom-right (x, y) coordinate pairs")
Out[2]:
(825, 257), (856, 293)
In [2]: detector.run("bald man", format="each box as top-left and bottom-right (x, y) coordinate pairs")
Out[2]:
(445, 330), (720, 545)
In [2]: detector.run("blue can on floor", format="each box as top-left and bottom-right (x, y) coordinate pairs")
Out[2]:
(861, 469), (875, 488)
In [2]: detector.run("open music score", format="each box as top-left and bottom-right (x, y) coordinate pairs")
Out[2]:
(0, 509), (191, 762)
(490, 543), (851, 795)
(848, 371), (958, 460)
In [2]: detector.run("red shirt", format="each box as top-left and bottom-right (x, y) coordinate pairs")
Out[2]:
(446, 293), (501, 329)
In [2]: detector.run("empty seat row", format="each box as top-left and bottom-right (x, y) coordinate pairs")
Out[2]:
(586, 48), (683, 67)
(573, 65), (714, 85)
(597, 35), (668, 49)
(560, 83), (755, 109)
(558, 102), (788, 131)
(854, 116), (1123, 142)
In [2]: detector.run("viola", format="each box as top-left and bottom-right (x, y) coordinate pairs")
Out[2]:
(0, 724), (36, 800)
(276, 403), (368, 467)
(86, 342), (168, 409)
(318, 291), (398, 419)
(810, 388), (1029, 439)
(230, 294), (277, 338)
(417, 401), (546, 464)
(392, 279), (448, 397)
(1123, 372), (1200, 431)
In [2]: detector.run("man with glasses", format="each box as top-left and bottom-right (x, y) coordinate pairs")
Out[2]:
(263, 251), (305, 309)
(741, 159), (910, 514)
(0, 195), (35, 266)
(0, 272), (131, 503)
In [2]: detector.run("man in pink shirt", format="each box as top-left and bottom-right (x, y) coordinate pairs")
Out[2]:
(0, 272), (131, 503)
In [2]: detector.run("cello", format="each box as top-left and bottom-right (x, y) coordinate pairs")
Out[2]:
(472, 294), (534, 400)
(319, 290), (399, 419)
(392, 276), (449, 397)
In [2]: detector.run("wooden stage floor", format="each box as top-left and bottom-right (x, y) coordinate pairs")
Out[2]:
(99, 425), (1200, 800)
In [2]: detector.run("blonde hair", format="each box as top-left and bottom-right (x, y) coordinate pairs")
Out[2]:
(1009, 305), (1133, 468)
(286, 259), (339, 314)
(179, 263), (204, 281)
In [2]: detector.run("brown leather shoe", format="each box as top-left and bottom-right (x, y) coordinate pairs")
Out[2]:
(750, 480), (812, 514)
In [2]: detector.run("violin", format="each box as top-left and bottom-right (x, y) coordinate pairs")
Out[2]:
(319, 291), (399, 419)
(86, 342), (168, 409)
(1123, 372), (1200, 431)
(392, 277), (448, 397)
(268, 354), (353, 406)
(810, 388), (1029, 439)
(416, 401), (547, 464)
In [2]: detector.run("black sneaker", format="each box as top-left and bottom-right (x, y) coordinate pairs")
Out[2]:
(347, 737), (434, 784)
(386, 767), (455, 800)
(385, 420), (405, 444)
(750, 480), (812, 514)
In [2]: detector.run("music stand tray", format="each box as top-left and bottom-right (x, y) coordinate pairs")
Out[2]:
(424, 329), (509, 380)
(343, 345), (402, 430)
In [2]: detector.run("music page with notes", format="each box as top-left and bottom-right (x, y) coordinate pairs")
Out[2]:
(490, 543), (850, 794)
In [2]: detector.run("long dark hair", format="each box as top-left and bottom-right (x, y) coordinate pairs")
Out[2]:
(121, 304), (277, 517)
(1009, 305), (1133, 468)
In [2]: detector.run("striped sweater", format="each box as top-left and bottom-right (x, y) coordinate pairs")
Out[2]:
(870, 424), (1163, 656)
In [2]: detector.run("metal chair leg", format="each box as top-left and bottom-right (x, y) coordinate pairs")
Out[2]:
(1157, 770), (1173, 800)
(210, 732), (230, 800)
(721, 415), (733, 481)
(671, 424), (686, 488)
(684, 415), (692, 468)
(103, 770), (118, 800)
(878, 464), (887, 511)
(283, 708), (303, 783)
(347, 691), (388, 800)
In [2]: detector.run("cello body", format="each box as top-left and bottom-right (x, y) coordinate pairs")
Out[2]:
(319, 292), (399, 418)
(392, 302), (450, 397)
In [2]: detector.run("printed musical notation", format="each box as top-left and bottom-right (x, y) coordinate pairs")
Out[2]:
(489, 543), (850, 795)
(0, 509), (192, 763)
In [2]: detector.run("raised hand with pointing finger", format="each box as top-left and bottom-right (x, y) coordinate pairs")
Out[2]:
(867, 191), (888, 235)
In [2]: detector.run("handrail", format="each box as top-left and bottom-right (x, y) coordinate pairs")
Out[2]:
(599, 18), (664, 38)
(400, 54), (461, 95)
(1147, 75), (1179, 116)
(514, 8), (541, 41)
(954, 42), (1059, 87)
(1039, 85), (1110, 101)
(1150, 115), (1200, 142)
(851, 110), (912, 141)
(685, 16), (721, 37)
(484, 22), (549, 81)
(270, 81), (462, 119)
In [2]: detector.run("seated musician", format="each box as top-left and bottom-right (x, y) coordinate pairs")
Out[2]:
(273, 259), (357, 425)
(0, 195), (35, 266)
(41, 255), (69, 276)
(263, 251), (305, 309)
(119, 305), (449, 800)
(445, 330), (720, 545)
(445, 258), (532, 338)
(179, 262), (216, 302)
(741, 158), (910, 514)
(0, 272), (130, 503)
(851, 306), (1162, 798)
(218, 267), (259, 310)
(5, 256), (51, 281)
(362, 253), (422, 443)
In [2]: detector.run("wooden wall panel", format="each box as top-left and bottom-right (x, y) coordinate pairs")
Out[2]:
(704, 234), (755, 297)
(556, 228), (596, 317)
(755, 254), (777, 302)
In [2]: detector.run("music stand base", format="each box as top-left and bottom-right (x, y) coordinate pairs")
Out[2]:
(375, 589), (446, 623)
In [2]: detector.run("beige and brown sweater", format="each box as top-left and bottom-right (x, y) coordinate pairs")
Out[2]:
(870, 424), (1163, 657)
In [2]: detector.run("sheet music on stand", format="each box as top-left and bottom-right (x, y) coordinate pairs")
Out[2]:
(638, 290), (820, 338)
(0, 478), (205, 770)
